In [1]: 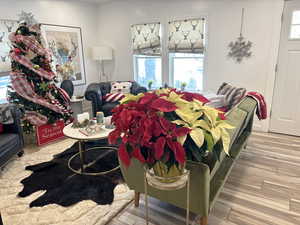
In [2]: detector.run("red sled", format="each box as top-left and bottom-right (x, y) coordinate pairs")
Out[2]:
(36, 120), (65, 146)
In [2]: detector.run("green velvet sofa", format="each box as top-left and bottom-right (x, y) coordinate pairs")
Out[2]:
(119, 97), (257, 225)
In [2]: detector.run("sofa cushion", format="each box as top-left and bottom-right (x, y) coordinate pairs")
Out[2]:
(217, 82), (246, 109)
(0, 133), (21, 168)
(203, 93), (226, 108)
(0, 124), (3, 133)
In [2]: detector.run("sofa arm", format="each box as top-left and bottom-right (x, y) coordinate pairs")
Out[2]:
(3, 105), (24, 147)
(85, 83), (103, 117)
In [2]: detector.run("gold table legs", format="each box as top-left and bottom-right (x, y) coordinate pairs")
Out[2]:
(68, 142), (120, 176)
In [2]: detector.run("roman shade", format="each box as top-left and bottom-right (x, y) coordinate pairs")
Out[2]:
(168, 18), (205, 53)
(131, 22), (161, 55)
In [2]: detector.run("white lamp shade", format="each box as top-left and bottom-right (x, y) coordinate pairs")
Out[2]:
(92, 46), (113, 61)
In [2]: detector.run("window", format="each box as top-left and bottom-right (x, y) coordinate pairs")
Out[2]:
(290, 11), (300, 39)
(169, 53), (204, 91)
(0, 75), (10, 104)
(134, 55), (162, 89)
(168, 18), (205, 91)
(131, 22), (162, 88)
(131, 19), (206, 90)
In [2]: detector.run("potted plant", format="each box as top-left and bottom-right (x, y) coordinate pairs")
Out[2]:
(147, 80), (154, 90)
(108, 89), (233, 182)
(180, 82), (187, 91)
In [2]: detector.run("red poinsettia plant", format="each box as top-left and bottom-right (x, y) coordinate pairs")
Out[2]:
(108, 89), (233, 170)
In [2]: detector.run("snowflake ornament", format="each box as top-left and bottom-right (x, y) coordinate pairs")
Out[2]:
(228, 8), (253, 63)
(228, 35), (252, 63)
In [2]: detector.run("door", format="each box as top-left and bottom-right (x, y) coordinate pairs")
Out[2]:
(270, 0), (300, 136)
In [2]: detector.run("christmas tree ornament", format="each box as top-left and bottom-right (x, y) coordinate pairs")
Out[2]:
(228, 8), (252, 63)
(40, 82), (49, 91)
(33, 64), (40, 69)
(13, 48), (22, 55)
(27, 51), (36, 60)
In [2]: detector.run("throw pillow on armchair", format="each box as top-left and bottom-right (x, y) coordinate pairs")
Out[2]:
(110, 81), (132, 94)
(104, 81), (132, 103)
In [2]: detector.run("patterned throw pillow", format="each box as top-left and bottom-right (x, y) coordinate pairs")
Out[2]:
(110, 82), (132, 94)
(217, 82), (246, 109)
(104, 93), (125, 102)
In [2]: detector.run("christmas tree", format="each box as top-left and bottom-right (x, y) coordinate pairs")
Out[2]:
(8, 12), (72, 133)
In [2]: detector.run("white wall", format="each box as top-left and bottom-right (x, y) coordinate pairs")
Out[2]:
(0, 0), (100, 96)
(97, 0), (284, 131)
(0, 0), (285, 131)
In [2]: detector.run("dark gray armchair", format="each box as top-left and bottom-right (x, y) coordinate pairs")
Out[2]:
(60, 79), (74, 98)
(85, 81), (147, 117)
(0, 105), (24, 169)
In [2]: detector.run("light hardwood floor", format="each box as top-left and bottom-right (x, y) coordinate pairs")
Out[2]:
(108, 132), (300, 225)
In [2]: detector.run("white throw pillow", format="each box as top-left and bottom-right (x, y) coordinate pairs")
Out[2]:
(110, 82), (132, 94)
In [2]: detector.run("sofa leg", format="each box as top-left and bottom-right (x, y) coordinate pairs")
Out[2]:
(17, 150), (24, 157)
(134, 191), (140, 207)
(200, 216), (208, 225)
(0, 212), (3, 225)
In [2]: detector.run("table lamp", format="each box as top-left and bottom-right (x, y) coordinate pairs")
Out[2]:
(92, 46), (113, 82)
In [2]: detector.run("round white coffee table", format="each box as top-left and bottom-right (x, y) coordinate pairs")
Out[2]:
(63, 123), (119, 176)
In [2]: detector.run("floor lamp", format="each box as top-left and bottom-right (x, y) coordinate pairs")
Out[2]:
(92, 46), (113, 82)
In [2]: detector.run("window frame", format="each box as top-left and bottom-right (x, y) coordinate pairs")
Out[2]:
(289, 10), (300, 40)
(168, 53), (205, 92)
(168, 16), (207, 92)
(133, 54), (162, 89)
(132, 15), (208, 90)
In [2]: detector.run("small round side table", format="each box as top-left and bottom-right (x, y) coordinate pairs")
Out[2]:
(144, 168), (190, 225)
(63, 123), (119, 176)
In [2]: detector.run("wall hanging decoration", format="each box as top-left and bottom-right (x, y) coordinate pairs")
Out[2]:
(41, 24), (86, 85)
(0, 19), (18, 75)
(228, 8), (252, 63)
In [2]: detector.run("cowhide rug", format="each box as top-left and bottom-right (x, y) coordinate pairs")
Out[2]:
(19, 140), (123, 207)
(0, 139), (133, 225)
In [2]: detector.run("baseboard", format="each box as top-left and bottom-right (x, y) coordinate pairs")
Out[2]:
(253, 122), (262, 131)
(253, 117), (270, 132)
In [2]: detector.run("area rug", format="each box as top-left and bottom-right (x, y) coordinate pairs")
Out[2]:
(0, 139), (134, 225)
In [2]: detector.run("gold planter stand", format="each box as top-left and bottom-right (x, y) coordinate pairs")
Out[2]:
(144, 167), (190, 225)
